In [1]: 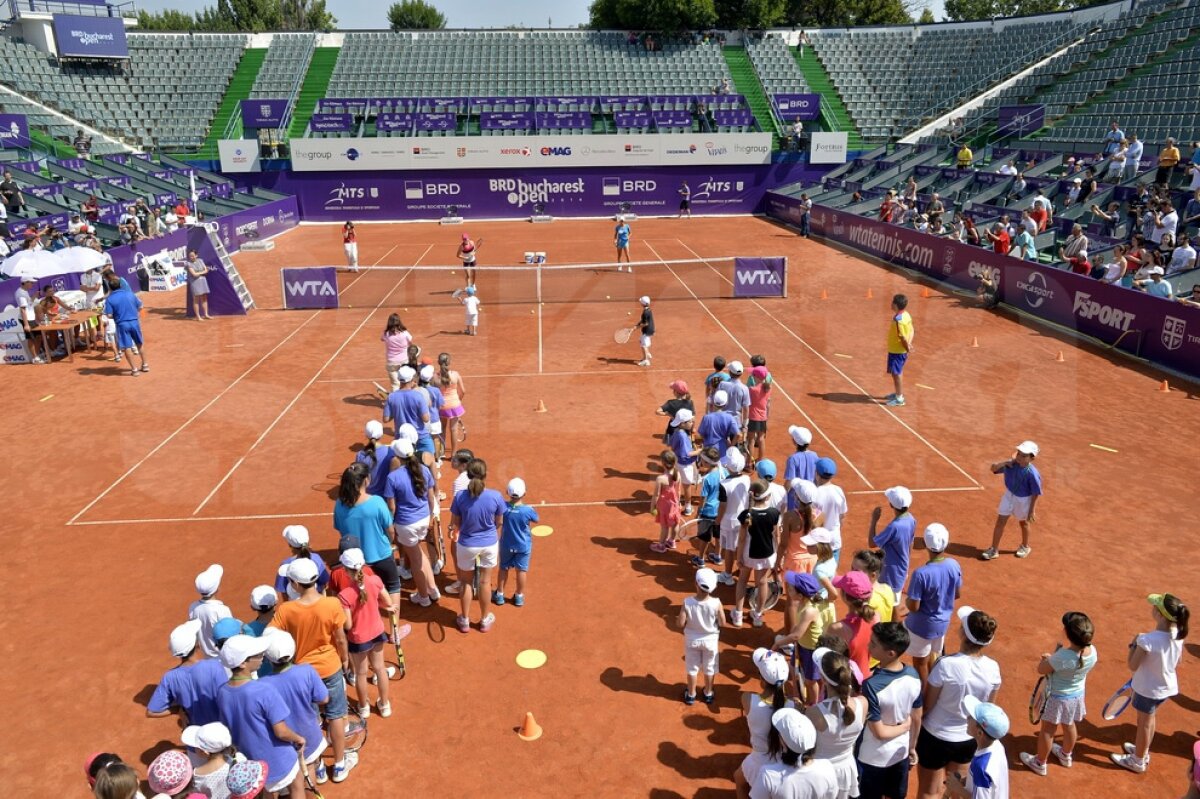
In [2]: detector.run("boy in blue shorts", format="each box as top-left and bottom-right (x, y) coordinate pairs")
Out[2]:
(982, 440), (1042, 561)
(496, 477), (539, 606)
(885, 294), (913, 407)
(690, 447), (725, 568)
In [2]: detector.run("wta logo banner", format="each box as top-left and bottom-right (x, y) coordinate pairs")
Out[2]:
(281, 267), (339, 310)
(733, 257), (787, 298)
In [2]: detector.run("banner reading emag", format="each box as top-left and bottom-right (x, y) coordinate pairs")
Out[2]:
(281, 267), (339, 309)
(734, 257), (787, 298)
(52, 14), (128, 59)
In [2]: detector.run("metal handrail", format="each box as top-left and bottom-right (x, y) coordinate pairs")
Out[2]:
(279, 35), (316, 136)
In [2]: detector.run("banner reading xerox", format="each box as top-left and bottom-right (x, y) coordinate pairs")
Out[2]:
(764, 192), (1200, 379)
(52, 14), (129, 59)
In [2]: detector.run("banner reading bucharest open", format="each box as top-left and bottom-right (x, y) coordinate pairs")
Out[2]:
(52, 14), (129, 59)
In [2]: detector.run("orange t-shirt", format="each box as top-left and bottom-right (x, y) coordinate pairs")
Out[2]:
(270, 597), (345, 679)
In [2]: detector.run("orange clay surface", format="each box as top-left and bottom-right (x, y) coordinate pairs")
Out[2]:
(1, 216), (1197, 797)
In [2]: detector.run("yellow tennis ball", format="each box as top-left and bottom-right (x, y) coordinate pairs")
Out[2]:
(530, 309), (535, 314)
(450, 271), (455, 276)
(606, 295), (611, 299)
(627, 311), (632, 315)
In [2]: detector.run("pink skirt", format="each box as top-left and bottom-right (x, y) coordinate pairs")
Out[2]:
(440, 405), (465, 419)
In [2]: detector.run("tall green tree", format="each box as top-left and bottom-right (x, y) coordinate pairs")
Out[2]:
(785, 0), (911, 28)
(138, 0), (333, 31)
(918, 6), (936, 22)
(589, 0), (717, 31)
(943, 0), (1100, 21)
(387, 0), (447, 30)
(136, 9), (201, 30)
(716, 0), (788, 29)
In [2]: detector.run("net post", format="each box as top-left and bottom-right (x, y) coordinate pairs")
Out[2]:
(536, 262), (542, 305)
(782, 256), (788, 299)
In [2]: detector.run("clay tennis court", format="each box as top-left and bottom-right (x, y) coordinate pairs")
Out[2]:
(5, 215), (1197, 797)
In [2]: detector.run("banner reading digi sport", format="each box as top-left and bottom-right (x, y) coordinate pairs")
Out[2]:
(288, 132), (773, 171)
(52, 14), (129, 59)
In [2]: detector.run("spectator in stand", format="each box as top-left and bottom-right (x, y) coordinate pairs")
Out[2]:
(1065, 178), (1082, 207)
(902, 177), (918, 206)
(927, 193), (945, 228)
(1152, 200), (1179, 245)
(1183, 189), (1200, 234)
(986, 222), (1011, 255)
(955, 143), (973, 170)
(1060, 224), (1088, 259)
(1099, 244), (1130, 284)
(163, 205), (180, 234)
(73, 129), (92, 158)
(1101, 120), (1125, 156)
(1013, 223), (1037, 261)
(1090, 201), (1123, 239)
(1166, 234), (1196, 276)
(1031, 189), (1053, 232)
(1157, 137), (1181, 186)
(946, 211), (967, 242)
(174, 198), (192, 222)
(146, 206), (161, 238)
(68, 213), (90, 244)
(1134, 266), (1173, 297)
(1178, 284), (1200, 307)
(1107, 141), (1128, 183)
(1125, 134), (1144, 181)
(997, 160), (1017, 176)
(892, 199), (911, 228)
(1006, 172), (1027, 203)
(963, 214), (981, 246)
(1064, 248), (1091, 276)
(1188, 160), (1200, 196)
(81, 194), (100, 223)
(1077, 168), (1097, 205)
(879, 191), (896, 224)
(792, 119), (805, 153)
(0, 170), (24, 217)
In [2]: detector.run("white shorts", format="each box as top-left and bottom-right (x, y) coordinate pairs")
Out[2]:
(305, 737), (328, 764)
(679, 462), (699, 486)
(741, 540), (777, 571)
(267, 760), (300, 794)
(465, 313), (479, 326)
(427, 420), (443, 436)
(344, 243), (358, 266)
(395, 517), (431, 548)
(719, 517), (740, 550)
(997, 490), (1033, 520)
(386, 362), (404, 389)
(741, 751), (770, 787)
(456, 541), (499, 570)
(905, 629), (946, 659)
(685, 635), (719, 676)
(639, 334), (651, 348)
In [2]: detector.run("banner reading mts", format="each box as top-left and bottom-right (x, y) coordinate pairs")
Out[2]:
(997, 105), (1045, 137)
(764, 192), (1200, 379)
(281, 267), (340, 309)
(288, 132), (773, 171)
(733, 257), (788, 298)
(0, 114), (30, 149)
(52, 14), (129, 59)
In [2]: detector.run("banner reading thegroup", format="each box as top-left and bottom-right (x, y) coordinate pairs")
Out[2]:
(0, 114), (30, 149)
(281, 267), (339, 309)
(52, 14), (129, 59)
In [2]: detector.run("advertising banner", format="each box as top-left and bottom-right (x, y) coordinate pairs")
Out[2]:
(308, 114), (354, 134)
(52, 14), (129, 59)
(772, 94), (821, 122)
(218, 139), (262, 174)
(241, 99), (289, 129)
(0, 114), (30, 149)
(997, 105), (1045, 137)
(211, 195), (301, 252)
(287, 132), (773, 172)
(764, 193), (1200, 378)
(733, 257), (787, 298)
(281, 267), (339, 309)
(809, 132), (849, 164)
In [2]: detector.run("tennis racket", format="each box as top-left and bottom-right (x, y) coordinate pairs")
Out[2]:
(298, 748), (324, 798)
(388, 610), (407, 680)
(1101, 679), (1134, 720)
(747, 577), (784, 612)
(1028, 675), (1049, 724)
(677, 518), (700, 541)
(373, 380), (389, 400)
(343, 715), (368, 753)
(614, 326), (636, 344)
(432, 516), (446, 572)
(471, 551), (483, 595)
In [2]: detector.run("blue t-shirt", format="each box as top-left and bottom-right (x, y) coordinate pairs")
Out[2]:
(1145, 280), (1173, 298)
(104, 286), (142, 325)
(356, 445), (395, 496)
(148, 663), (201, 718)
(699, 465), (727, 519)
(383, 388), (429, 435)
(263, 664), (329, 761)
(905, 558), (963, 640)
(615, 223), (630, 246)
(273, 553), (330, 596)
(670, 427), (696, 466)
(697, 411), (739, 449)
(217, 680), (296, 787)
(784, 450), (819, 510)
(1002, 462), (1042, 498)
(333, 496), (394, 563)
(451, 488), (507, 547)
(874, 513), (917, 595)
(187, 657), (231, 725)
(501, 502), (540, 552)
(718, 379), (751, 418)
(422, 384), (444, 418)
(383, 464), (435, 525)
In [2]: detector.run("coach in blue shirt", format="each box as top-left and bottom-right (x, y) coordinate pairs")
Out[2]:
(105, 273), (148, 375)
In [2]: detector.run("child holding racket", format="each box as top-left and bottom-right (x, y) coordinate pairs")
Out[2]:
(731, 481), (781, 628)
(381, 314), (413, 391)
(636, 295), (654, 367)
(458, 286), (481, 336)
(677, 567), (724, 705)
(650, 449), (682, 553)
(1020, 611), (1097, 776)
(262, 631), (330, 783)
(655, 380), (693, 445)
(495, 477), (539, 606)
(1110, 592), (1189, 774)
(336, 548), (403, 719)
(783, 426), (819, 510)
(456, 233), (479, 288)
(775, 571), (836, 707)
(668, 408), (700, 515)
(689, 447), (724, 568)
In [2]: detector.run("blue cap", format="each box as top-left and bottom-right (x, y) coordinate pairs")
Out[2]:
(755, 459), (777, 480)
(963, 696), (1010, 739)
(466, 286), (476, 295)
(338, 534), (361, 554)
(213, 617), (244, 644)
(815, 457), (837, 477)
(784, 571), (820, 596)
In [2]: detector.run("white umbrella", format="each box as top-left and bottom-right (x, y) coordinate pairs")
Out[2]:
(1, 249), (61, 281)
(52, 246), (109, 275)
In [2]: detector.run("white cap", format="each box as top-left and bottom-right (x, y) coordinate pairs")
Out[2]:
(397, 423), (419, 443)
(695, 567), (717, 592)
(670, 408), (694, 427)
(169, 619), (203, 657)
(249, 584), (277, 611)
(712, 389), (729, 407)
(397, 365), (416, 384)
(182, 722), (232, 753)
(1015, 440), (1039, 456)
(392, 438), (415, 457)
(789, 478), (817, 504)
(923, 522), (950, 552)
(752, 647), (790, 684)
(194, 564), (223, 596)
(727, 360), (744, 375)
(721, 447), (745, 473)
(800, 526), (834, 546)
(278, 557), (319, 585)
(884, 486), (913, 510)
(419, 364), (434, 382)
(264, 629), (296, 663)
(1073, 177), (1082, 183)
(957, 605), (992, 646)
(1077, 249), (1088, 259)
(339, 548), (365, 570)
(639, 295), (651, 306)
(788, 425), (812, 446)
(219, 634), (270, 669)
(1148, 265), (1165, 276)
(507, 477), (526, 498)
(364, 419), (384, 440)
(771, 708), (816, 753)
(281, 525), (309, 548)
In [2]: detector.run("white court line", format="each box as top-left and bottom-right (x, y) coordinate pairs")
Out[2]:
(316, 367), (687, 383)
(67, 485), (984, 527)
(191, 243), (435, 515)
(642, 241), (874, 490)
(675, 239), (981, 488)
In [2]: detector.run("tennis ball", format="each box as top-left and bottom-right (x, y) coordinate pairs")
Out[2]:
(450, 271), (455, 275)
(606, 294), (610, 299)
(530, 309), (535, 314)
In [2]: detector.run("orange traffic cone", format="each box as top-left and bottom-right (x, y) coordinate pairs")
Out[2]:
(1054, 351), (1065, 363)
(517, 711), (543, 741)
(535, 399), (548, 413)
(921, 286), (932, 299)
(970, 336), (979, 348)
(820, 289), (829, 300)
(866, 288), (874, 299)
(1157, 379), (1170, 393)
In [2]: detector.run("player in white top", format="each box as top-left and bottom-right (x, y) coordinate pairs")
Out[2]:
(751, 709), (839, 799)
(677, 568), (724, 706)
(716, 448), (751, 587)
(459, 285), (481, 336)
(738, 648), (796, 795)
(945, 697), (1010, 799)
(807, 649), (865, 799)
(187, 564), (232, 658)
(812, 458), (848, 561)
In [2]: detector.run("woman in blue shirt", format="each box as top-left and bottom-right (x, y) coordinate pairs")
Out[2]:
(449, 458), (507, 634)
(382, 439), (438, 607)
(333, 462), (401, 606)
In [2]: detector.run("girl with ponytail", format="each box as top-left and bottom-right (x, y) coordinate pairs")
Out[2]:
(449, 457), (506, 634)
(806, 649), (865, 799)
(437, 352), (468, 453)
(336, 548), (403, 720)
(736, 647), (796, 798)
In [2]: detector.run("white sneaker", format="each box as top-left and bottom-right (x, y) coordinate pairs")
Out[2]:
(377, 700), (392, 718)
(717, 572), (736, 586)
(1110, 753), (1146, 773)
(432, 559), (444, 575)
(1019, 752), (1047, 776)
(444, 580), (463, 595)
(751, 612), (763, 628)
(397, 563), (413, 581)
(357, 703), (371, 719)
(1051, 744), (1073, 768)
(331, 752), (358, 783)
(980, 548), (998, 561)
(729, 609), (744, 627)
(410, 593), (432, 608)
(1122, 742), (1150, 763)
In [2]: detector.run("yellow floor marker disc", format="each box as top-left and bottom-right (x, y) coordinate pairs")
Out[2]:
(531, 524), (554, 538)
(516, 649), (547, 669)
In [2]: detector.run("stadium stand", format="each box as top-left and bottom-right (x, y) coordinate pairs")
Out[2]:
(745, 35), (809, 98)
(248, 33), (315, 100)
